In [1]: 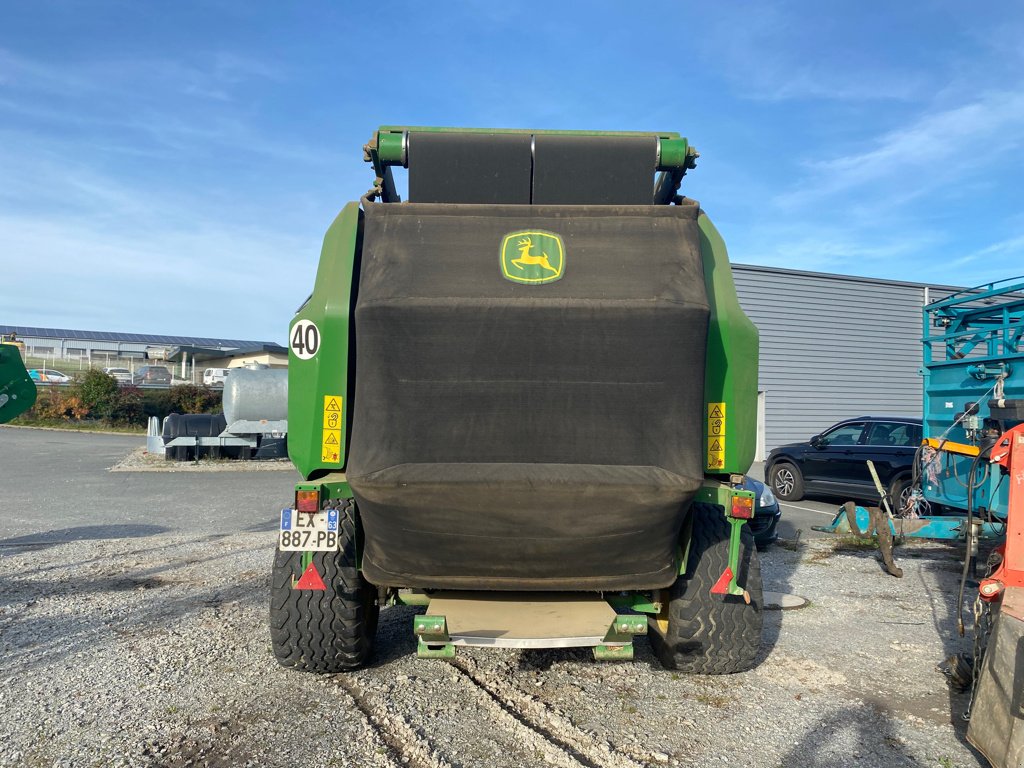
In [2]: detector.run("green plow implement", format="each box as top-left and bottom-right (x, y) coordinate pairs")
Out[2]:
(0, 343), (36, 424)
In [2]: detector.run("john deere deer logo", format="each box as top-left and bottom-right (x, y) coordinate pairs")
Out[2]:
(500, 230), (565, 285)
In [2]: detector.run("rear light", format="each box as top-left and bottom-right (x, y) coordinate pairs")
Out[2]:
(296, 490), (320, 512)
(731, 495), (754, 519)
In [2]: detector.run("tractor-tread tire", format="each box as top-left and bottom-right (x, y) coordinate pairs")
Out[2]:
(269, 506), (379, 673)
(649, 502), (763, 674)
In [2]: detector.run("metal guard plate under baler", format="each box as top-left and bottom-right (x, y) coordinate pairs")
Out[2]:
(425, 592), (623, 649)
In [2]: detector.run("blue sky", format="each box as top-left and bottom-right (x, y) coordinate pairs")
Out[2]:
(2, 1), (1023, 342)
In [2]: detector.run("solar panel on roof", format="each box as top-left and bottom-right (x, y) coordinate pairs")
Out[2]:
(0, 325), (275, 347)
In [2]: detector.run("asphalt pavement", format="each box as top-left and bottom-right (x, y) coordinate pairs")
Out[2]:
(748, 461), (839, 541)
(0, 427), (291, 542)
(0, 427), (841, 545)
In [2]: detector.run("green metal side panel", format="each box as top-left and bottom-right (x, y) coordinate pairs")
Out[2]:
(0, 345), (36, 424)
(288, 202), (361, 480)
(699, 213), (759, 476)
(295, 476), (352, 500)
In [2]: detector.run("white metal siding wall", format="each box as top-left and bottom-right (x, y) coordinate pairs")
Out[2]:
(732, 266), (925, 451)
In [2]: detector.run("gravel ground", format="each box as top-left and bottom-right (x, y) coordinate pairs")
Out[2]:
(0, 528), (988, 768)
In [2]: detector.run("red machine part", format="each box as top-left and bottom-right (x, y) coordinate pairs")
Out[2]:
(979, 424), (1024, 612)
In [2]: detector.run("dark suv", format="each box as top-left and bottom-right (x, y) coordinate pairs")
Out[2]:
(766, 416), (922, 506)
(132, 365), (172, 386)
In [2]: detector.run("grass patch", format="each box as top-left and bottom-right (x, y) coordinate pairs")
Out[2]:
(805, 547), (835, 564)
(833, 535), (882, 552)
(774, 537), (805, 552)
(693, 691), (732, 708)
(6, 418), (145, 434)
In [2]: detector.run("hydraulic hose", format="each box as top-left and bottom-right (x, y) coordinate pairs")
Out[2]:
(956, 446), (991, 636)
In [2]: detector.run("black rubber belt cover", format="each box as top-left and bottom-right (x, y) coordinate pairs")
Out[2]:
(407, 132), (658, 205)
(532, 134), (656, 205)
(407, 132), (532, 204)
(347, 202), (709, 591)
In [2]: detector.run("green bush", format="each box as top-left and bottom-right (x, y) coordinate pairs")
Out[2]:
(169, 384), (220, 414)
(15, 380), (223, 430)
(109, 385), (144, 425)
(75, 369), (120, 420)
(142, 389), (175, 420)
(140, 387), (222, 421)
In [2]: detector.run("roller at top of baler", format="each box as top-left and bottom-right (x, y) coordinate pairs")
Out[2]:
(272, 127), (761, 673)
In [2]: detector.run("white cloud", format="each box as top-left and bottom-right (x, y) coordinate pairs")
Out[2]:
(946, 234), (1024, 271)
(689, 5), (928, 103)
(781, 90), (1024, 205)
(0, 132), (331, 340)
(733, 225), (943, 275)
(0, 210), (318, 341)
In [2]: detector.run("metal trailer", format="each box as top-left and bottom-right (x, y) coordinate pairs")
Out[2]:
(272, 126), (762, 672)
(161, 369), (287, 460)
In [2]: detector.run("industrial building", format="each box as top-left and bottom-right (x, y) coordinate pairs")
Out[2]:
(1, 264), (969, 454)
(0, 325), (287, 380)
(732, 265), (962, 458)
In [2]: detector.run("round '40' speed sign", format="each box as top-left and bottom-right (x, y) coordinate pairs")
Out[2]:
(290, 320), (320, 360)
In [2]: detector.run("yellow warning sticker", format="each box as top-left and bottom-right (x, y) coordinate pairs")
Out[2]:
(325, 410), (341, 431)
(708, 405), (724, 473)
(707, 437), (726, 469)
(321, 395), (343, 463)
(321, 429), (341, 463)
(707, 403), (726, 469)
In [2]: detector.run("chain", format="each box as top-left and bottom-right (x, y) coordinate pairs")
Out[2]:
(964, 589), (996, 720)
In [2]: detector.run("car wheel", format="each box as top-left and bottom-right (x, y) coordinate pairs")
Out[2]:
(770, 461), (804, 501)
(887, 476), (917, 516)
(648, 503), (763, 674)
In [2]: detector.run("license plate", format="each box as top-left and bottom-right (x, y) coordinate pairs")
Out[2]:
(278, 508), (340, 551)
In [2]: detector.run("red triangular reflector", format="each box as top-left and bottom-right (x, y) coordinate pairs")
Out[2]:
(710, 566), (733, 595)
(295, 562), (327, 591)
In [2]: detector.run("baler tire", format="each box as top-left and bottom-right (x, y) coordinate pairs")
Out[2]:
(649, 502), (763, 674)
(269, 505), (379, 673)
(770, 461), (804, 501)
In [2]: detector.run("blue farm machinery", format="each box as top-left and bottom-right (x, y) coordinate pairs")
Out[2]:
(818, 276), (1024, 766)
(921, 278), (1024, 767)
